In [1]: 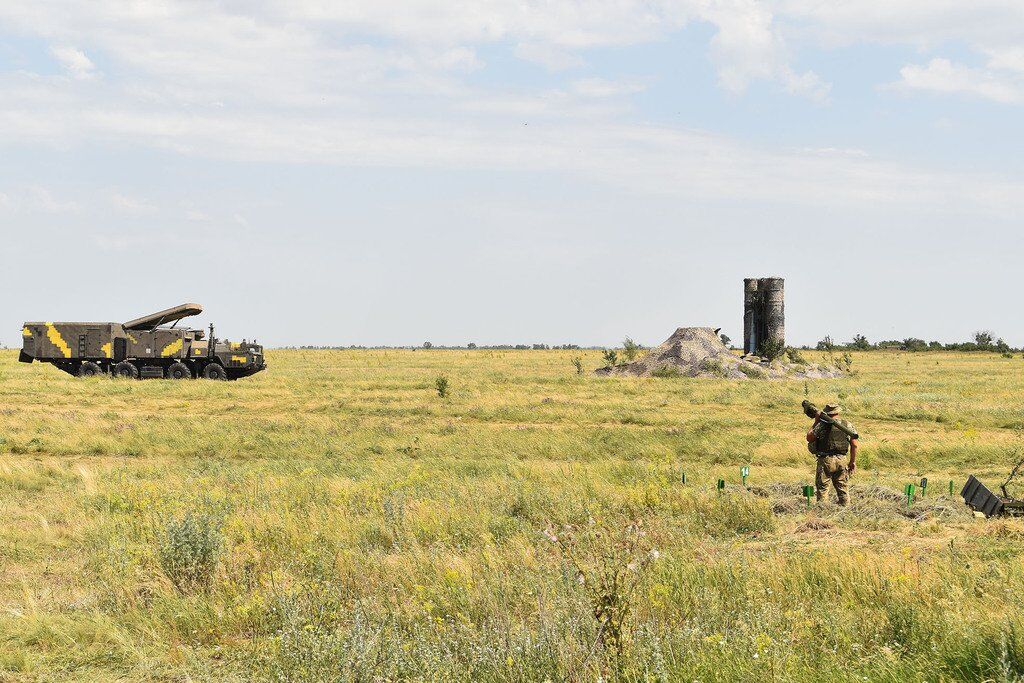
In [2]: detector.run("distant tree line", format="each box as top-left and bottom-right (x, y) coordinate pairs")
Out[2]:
(812, 331), (1020, 355)
(281, 343), (591, 350)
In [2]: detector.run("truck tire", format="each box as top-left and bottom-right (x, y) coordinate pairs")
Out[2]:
(79, 361), (103, 377)
(112, 361), (139, 379)
(202, 363), (227, 380)
(166, 362), (193, 380)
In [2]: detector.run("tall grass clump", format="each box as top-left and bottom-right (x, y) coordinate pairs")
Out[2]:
(157, 511), (223, 592)
(545, 517), (659, 675)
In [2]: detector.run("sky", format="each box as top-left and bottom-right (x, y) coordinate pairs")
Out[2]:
(1, 1), (1022, 348)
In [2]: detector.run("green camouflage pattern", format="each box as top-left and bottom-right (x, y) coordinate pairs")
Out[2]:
(19, 303), (265, 380)
(812, 419), (854, 455)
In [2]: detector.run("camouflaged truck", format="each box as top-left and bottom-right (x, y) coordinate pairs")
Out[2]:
(19, 303), (266, 380)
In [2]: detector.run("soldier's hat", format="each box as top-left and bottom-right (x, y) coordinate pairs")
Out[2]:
(823, 403), (841, 415)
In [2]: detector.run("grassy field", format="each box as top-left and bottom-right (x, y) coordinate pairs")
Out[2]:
(1, 348), (1023, 682)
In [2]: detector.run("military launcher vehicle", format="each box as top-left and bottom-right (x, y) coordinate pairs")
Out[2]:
(19, 303), (265, 380)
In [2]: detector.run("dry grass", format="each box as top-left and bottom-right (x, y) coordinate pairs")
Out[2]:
(0, 348), (1023, 681)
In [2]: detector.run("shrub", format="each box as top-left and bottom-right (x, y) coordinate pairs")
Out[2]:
(760, 338), (786, 360)
(699, 358), (728, 378)
(602, 349), (618, 368)
(720, 333), (732, 348)
(785, 347), (807, 365)
(572, 357), (584, 375)
(738, 364), (765, 379)
(157, 511), (223, 593)
(435, 375), (450, 398)
(974, 331), (995, 350)
(816, 336), (835, 352)
(622, 337), (642, 362)
(902, 338), (927, 352)
(850, 334), (871, 350)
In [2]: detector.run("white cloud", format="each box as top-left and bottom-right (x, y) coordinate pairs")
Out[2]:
(0, 1), (827, 108)
(185, 209), (212, 223)
(110, 192), (156, 214)
(895, 58), (1023, 104)
(0, 185), (79, 213)
(704, 0), (830, 102)
(570, 78), (646, 98)
(50, 46), (97, 80)
(514, 42), (585, 71)
(0, 0), (1022, 223)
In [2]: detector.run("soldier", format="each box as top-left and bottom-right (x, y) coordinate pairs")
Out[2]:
(806, 403), (858, 505)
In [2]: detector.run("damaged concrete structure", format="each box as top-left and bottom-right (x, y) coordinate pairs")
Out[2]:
(743, 277), (785, 356)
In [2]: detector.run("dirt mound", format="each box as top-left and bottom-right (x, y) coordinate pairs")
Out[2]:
(594, 327), (841, 380)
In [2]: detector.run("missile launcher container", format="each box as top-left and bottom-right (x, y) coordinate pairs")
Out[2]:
(19, 303), (265, 380)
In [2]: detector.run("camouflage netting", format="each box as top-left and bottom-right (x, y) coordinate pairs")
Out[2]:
(594, 327), (842, 380)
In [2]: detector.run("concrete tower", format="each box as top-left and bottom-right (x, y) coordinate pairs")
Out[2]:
(743, 277), (785, 355)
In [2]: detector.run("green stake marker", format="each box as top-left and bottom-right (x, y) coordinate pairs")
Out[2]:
(920, 477), (928, 498)
(717, 478), (725, 494)
(680, 471), (687, 485)
(904, 483), (916, 508)
(740, 466), (750, 487)
(802, 485), (814, 508)
(949, 480), (955, 496)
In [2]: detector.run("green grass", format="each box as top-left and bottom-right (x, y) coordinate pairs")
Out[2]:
(0, 348), (1022, 681)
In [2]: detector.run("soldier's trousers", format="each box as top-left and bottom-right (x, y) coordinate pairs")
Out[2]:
(816, 455), (849, 505)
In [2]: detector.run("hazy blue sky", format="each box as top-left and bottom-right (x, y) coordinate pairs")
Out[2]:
(2, 2), (1022, 348)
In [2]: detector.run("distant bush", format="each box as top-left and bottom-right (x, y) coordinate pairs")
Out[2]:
(974, 331), (995, 350)
(572, 357), (584, 375)
(435, 375), (450, 398)
(622, 337), (642, 362)
(850, 334), (871, 350)
(816, 336), (835, 352)
(157, 511), (223, 593)
(720, 333), (732, 348)
(602, 349), (619, 368)
(902, 338), (928, 352)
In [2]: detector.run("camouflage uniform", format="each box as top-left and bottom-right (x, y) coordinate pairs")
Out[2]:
(811, 409), (855, 505)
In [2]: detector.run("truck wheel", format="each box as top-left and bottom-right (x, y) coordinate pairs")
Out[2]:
(112, 361), (139, 379)
(79, 361), (103, 377)
(166, 362), (193, 380)
(202, 363), (227, 380)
